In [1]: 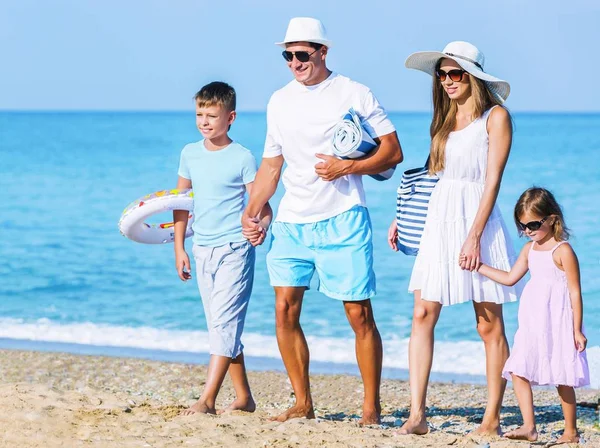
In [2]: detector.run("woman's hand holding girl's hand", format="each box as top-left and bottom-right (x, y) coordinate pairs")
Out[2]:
(387, 218), (398, 251)
(459, 235), (481, 271)
(574, 331), (587, 352)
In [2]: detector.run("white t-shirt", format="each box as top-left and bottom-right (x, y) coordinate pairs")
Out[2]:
(264, 72), (396, 223)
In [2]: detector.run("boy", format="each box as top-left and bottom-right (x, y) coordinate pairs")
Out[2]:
(174, 81), (272, 415)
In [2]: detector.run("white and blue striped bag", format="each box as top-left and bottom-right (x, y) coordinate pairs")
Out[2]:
(332, 108), (396, 181)
(395, 159), (438, 255)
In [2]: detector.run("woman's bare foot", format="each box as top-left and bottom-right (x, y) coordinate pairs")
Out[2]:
(180, 399), (215, 416)
(473, 420), (502, 436)
(217, 396), (256, 415)
(395, 417), (429, 435)
(269, 404), (315, 422)
(504, 426), (538, 441)
(550, 430), (580, 445)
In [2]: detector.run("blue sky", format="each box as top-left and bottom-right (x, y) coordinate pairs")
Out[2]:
(2, 0), (599, 112)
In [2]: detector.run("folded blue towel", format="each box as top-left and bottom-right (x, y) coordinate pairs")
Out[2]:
(332, 108), (395, 181)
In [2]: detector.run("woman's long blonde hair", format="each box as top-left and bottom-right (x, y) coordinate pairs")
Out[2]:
(428, 59), (506, 174)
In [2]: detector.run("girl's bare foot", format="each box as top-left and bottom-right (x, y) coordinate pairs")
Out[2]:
(549, 430), (580, 445)
(504, 426), (538, 441)
(180, 399), (215, 416)
(395, 417), (429, 435)
(217, 396), (256, 415)
(269, 404), (315, 422)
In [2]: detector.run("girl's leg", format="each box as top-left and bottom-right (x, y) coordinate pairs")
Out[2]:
(504, 374), (538, 441)
(472, 301), (510, 435)
(397, 290), (442, 435)
(218, 352), (256, 414)
(555, 385), (579, 444)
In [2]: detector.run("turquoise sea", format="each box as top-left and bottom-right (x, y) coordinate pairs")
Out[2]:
(0, 111), (598, 387)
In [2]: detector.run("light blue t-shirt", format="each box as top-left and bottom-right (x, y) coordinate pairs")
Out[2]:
(178, 140), (257, 247)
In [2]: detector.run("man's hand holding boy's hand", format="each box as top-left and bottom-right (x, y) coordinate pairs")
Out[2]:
(175, 249), (192, 281)
(242, 215), (267, 247)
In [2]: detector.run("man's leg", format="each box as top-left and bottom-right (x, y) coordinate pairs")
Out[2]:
(343, 299), (382, 425)
(271, 286), (315, 421)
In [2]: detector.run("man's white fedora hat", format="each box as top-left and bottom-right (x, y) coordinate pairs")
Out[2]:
(275, 17), (333, 49)
(405, 41), (510, 103)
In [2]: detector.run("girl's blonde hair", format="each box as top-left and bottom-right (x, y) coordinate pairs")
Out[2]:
(514, 187), (570, 241)
(429, 59), (508, 174)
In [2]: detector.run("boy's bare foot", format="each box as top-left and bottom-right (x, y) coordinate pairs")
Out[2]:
(217, 396), (256, 415)
(269, 404), (315, 422)
(504, 426), (538, 441)
(549, 431), (580, 445)
(395, 417), (429, 435)
(180, 400), (215, 416)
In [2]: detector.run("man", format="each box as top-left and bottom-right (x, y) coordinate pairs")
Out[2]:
(242, 17), (403, 425)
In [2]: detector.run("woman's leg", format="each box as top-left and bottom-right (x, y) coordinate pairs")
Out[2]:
(472, 301), (510, 435)
(398, 290), (442, 435)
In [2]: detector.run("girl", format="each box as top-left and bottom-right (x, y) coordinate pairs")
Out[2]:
(465, 187), (589, 443)
(390, 41), (521, 435)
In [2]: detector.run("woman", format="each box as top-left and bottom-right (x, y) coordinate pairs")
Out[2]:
(392, 41), (521, 435)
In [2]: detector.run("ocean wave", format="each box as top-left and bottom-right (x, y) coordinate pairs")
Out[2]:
(0, 318), (597, 388)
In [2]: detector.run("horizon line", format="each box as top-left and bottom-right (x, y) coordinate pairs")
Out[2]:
(2, 109), (600, 114)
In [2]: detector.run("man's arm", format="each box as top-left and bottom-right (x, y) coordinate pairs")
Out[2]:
(315, 131), (403, 181)
(243, 155), (284, 220)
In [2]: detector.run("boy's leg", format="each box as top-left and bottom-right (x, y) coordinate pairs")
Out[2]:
(556, 385), (579, 444)
(182, 242), (254, 415)
(504, 374), (538, 441)
(218, 352), (255, 414)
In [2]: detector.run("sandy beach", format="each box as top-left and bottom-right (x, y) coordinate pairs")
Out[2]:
(0, 349), (597, 447)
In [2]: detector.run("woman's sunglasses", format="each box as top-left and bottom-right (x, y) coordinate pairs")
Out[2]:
(282, 49), (318, 63)
(518, 216), (548, 232)
(435, 69), (467, 82)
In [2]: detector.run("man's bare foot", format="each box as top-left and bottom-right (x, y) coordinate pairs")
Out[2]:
(217, 396), (256, 415)
(473, 421), (502, 436)
(549, 431), (580, 445)
(269, 404), (315, 422)
(180, 399), (215, 416)
(358, 409), (381, 426)
(503, 426), (538, 441)
(358, 403), (381, 426)
(395, 417), (429, 435)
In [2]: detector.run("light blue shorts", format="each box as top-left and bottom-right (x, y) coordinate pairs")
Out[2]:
(266, 205), (376, 301)
(192, 241), (254, 358)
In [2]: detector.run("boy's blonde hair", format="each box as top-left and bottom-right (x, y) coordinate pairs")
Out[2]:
(514, 187), (570, 241)
(194, 82), (236, 112)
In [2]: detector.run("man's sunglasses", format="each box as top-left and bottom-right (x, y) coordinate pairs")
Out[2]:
(518, 216), (549, 232)
(282, 49), (318, 63)
(435, 69), (468, 82)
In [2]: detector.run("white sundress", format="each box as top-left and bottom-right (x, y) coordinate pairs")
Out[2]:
(408, 106), (521, 305)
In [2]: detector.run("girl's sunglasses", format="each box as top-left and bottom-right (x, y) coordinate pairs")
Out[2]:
(518, 216), (548, 232)
(282, 49), (318, 63)
(436, 69), (467, 82)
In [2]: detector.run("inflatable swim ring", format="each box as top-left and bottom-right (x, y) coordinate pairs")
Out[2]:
(119, 189), (194, 244)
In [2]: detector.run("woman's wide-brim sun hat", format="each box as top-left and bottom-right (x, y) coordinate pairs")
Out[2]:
(405, 41), (510, 103)
(275, 17), (333, 49)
